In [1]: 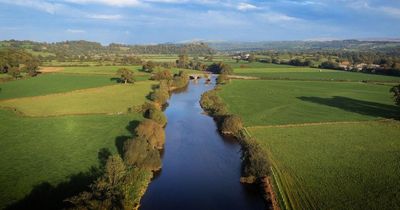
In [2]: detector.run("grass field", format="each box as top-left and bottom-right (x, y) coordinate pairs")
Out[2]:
(61, 65), (144, 75)
(233, 66), (400, 82)
(0, 81), (156, 116)
(249, 121), (400, 210)
(0, 74), (116, 100)
(218, 80), (399, 126)
(0, 109), (142, 209)
(218, 77), (400, 209)
(0, 67), (157, 208)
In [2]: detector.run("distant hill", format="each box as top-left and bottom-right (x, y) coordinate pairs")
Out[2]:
(0, 40), (215, 58)
(206, 40), (400, 53)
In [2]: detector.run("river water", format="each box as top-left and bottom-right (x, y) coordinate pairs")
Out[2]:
(139, 78), (265, 210)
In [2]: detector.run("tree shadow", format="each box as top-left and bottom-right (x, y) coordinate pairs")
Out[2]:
(115, 120), (141, 157)
(298, 96), (400, 119)
(110, 77), (122, 83)
(5, 148), (113, 210)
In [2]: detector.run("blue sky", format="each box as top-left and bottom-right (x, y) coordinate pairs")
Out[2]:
(0, 0), (399, 44)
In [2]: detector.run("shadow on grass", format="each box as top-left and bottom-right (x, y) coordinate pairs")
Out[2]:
(298, 96), (400, 119)
(110, 77), (121, 83)
(115, 120), (141, 157)
(4, 148), (112, 210)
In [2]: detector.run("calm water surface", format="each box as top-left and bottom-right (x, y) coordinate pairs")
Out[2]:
(140, 78), (265, 210)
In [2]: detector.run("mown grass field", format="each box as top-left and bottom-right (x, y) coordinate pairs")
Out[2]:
(0, 109), (142, 209)
(0, 81), (156, 116)
(0, 74), (116, 100)
(233, 66), (400, 82)
(248, 121), (400, 210)
(219, 80), (399, 126)
(0, 65), (158, 208)
(218, 75), (400, 209)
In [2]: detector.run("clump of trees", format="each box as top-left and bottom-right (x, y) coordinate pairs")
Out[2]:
(207, 62), (233, 74)
(171, 70), (189, 89)
(200, 89), (228, 116)
(0, 49), (40, 79)
(66, 155), (152, 209)
(117, 68), (135, 84)
(147, 108), (167, 127)
(221, 115), (243, 136)
(142, 61), (156, 73)
(241, 137), (270, 181)
(135, 119), (165, 149)
(390, 84), (400, 106)
(151, 69), (173, 81)
(123, 137), (162, 171)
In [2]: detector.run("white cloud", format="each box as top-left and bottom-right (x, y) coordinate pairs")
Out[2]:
(237, 2), (258, 11)
(0, 0), (64, 14)
(87, 14), (123, 20)
(65, 0), (141, 7)
(66, 29), (86, 33)
(261, 13), (301, 23)
(380, 6), (400, 18)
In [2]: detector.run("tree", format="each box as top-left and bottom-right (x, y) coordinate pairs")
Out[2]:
(151, 69), (173, 81)
(123, 138), (162, 171)
(147, 108), (167, 127)
(390, 85), (400, 106)
(142, 61), (156, 73)
(216, 73), (229, 84)
(135, 119), (165, 149)
(207, 62), (233, 75)
(247, 54), (256, 63)
(176, 54), (189, 68)
(221, 115), (243, 136)
(117, 68), (135, 84)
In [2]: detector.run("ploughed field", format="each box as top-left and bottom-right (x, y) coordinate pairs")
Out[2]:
(0, 66), (155, 209)
(219, 64), (400, 209)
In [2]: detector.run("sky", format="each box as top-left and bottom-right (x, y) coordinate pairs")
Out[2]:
(0, 0), (399, 44)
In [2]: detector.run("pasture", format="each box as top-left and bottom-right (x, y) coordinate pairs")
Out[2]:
(233, 66), (400, 82)
(218, 76), (400, 209)
(0, 110), (142, 209)
(248, 121), (400, 210)
(218, 80), (399, 126)
(0, 81), (156, 116)
(0, 74), (116, 100)
(0, 67), (157, 208)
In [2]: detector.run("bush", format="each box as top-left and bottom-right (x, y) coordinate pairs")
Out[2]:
(216, 73), (229, 85)
(147, 109), (167, 127)
(123, 138), (162, 171)
(150, 88), (170, 105)
(242, 137), (270, 178)
(135, 119), (165, 149)
(151, 69), (173, 81)
(200, 90), (228, 116)
(221, 115), (243, 136)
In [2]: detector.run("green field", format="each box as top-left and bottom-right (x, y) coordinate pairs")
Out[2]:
(219, 80), (399, 126)
(0, 74), (116, 100)
(233, 66), (400, 82)
(249, 121), (400, 210)
(0, 66), (157, 208)
(218, 77), (400, 209)
(0, 109), (142, 209)
(61, 65), (144, 75)
(0, 81), (155, 116)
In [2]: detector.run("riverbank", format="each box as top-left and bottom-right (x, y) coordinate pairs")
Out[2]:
(199, 80), (279, 210)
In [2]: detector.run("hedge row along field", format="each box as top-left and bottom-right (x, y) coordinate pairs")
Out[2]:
(217, 75), (400, 209)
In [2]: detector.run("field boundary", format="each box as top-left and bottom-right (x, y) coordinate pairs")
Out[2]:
(232, 75), (400, 83)
(246, 119), (393, 129)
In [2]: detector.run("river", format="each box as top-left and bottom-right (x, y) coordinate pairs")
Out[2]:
(139, 78), (265, 210)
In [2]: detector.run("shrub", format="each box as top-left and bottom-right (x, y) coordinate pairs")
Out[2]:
(200, 90), (228, 116)
(147, 108), (167, 127)
(151, 69), (173, 81)
(150, 88), (170, 105)
(242, 137), (270, 178)
(135, 119), (165, 149)
(221, 115), (243, 136)
(216, 73), (229, 85)
(123, 138), (162, 171)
